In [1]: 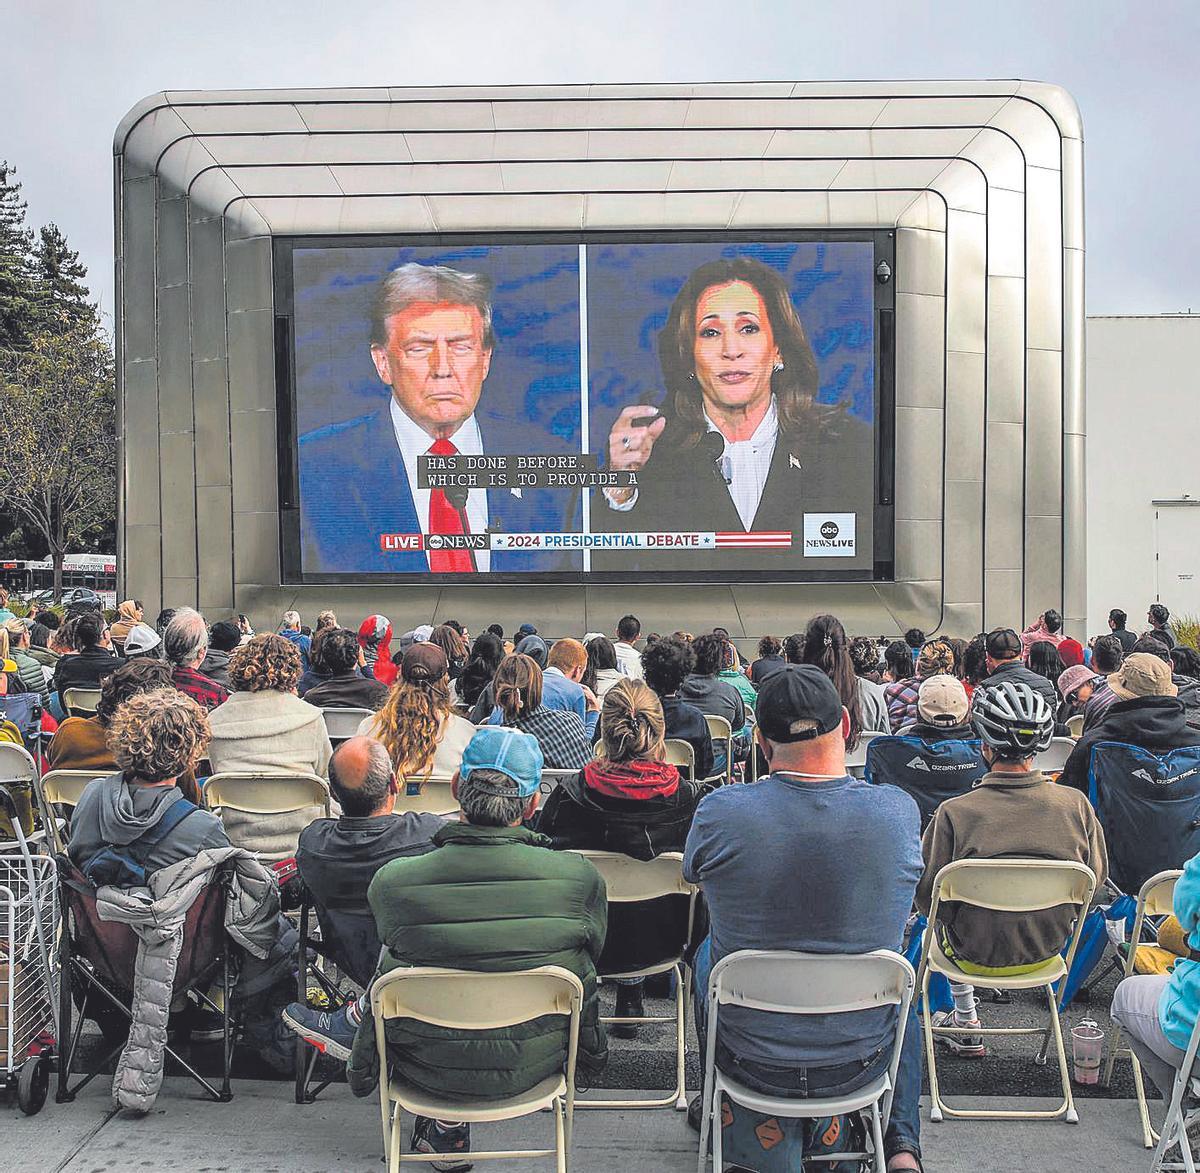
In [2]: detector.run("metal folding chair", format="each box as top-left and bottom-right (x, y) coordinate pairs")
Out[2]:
(203, 772), (331, 859)
(1102, 869), (1183, 1148)
(663, 739), (696, 781)
(702, 714), (733, 784)
(35, 769), (99, 854)
(394, 775), (459, 816)
(61, 688), (101, 718)
(917, 858), (1097, 1123)
(1034, 736), (1076, 776)
(1150, 993), (1200, 1173)
(697, 949), (914, 1173)
(570, 850), (697, 1110)
(845, 731), (883, 779)
(319, 706), (373, 744)
(371, 965), (583, 1171)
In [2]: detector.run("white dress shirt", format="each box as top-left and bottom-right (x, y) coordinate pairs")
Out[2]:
(708, 395), (779, 531)
(604, 395), (780, 531)
(389, 398), (490, 572)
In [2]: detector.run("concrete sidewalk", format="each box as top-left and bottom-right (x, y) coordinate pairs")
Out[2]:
(5, 1081), (1159, 1172)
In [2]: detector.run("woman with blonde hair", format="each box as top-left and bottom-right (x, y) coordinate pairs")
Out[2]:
(488, 652), (591, 770)
(536, 677), (709, 1032)
(360, 642), (475, 779)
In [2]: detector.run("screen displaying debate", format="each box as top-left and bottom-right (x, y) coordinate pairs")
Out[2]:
(282, 235), (887, 584)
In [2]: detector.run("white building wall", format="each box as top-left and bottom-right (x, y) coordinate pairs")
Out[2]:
(1086, 315), (1200, 638)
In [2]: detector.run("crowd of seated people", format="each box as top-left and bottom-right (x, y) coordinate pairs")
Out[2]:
(9, 590), (1200, 1167)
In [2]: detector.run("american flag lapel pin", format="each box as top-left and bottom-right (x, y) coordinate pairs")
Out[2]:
(788, 454), (802, 471)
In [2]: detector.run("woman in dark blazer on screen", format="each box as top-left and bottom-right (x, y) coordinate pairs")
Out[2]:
(596, 256), (873, 572)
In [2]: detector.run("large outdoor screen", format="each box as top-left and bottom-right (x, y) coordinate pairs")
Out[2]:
(276, 232), (894, 585)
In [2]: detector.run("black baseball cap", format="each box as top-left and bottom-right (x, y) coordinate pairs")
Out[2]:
(985, 628), (1021, 659)
(756, 664), (844, 743)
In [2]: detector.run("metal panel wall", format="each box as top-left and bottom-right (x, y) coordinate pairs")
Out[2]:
(115, 82), (1084, 637)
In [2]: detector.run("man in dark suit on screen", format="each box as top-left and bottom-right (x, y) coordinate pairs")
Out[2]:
(298, 262), (579, 575)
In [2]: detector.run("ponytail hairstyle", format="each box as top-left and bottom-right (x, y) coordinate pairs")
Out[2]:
(368, 644), (451, 780)
(800, 614), (864, 750)
(600, 678), (666, 764)
(494, 653), (543, 722)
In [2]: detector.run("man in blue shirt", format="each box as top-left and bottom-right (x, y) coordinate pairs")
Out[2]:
(278, 609), (312, 671)
(684, 664), (924, 1173)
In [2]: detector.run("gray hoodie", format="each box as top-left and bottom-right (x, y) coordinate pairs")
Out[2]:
(68, 772), (229, 877)
(516, 634), (549, 668)
(679, 672), (746, 733)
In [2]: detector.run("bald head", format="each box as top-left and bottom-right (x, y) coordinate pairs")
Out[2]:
(329, 736), (395, 818)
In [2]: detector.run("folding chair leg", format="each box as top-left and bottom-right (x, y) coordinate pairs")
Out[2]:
(1102, 1022), (1123, 1088)
(920, 970), (945, 1123)
(220, 940), (233, 1102)
(1132, 1057), (1159, 1148)
(1045, 984), (1079, 1124)
(869, 1102), (886, 1173)
(710, 1084), (723, 1172)
(696, 1078), (712, 1173)
(56, 930), (74, 1104)
(675, 966), (689, 1110)
(555, 1097), (568, 1173)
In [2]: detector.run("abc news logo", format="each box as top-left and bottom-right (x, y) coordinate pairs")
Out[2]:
(803, 513), (856, 556)
(379, 533), (488, 552)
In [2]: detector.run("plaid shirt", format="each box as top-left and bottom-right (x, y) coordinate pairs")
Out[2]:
(883, 677), (921, 733)
(505, 705), (593, 770)
(172, 665), (229, 711)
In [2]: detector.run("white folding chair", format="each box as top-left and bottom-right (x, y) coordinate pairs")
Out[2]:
(394, 775), (459, 816)
(0, 741), (41, 849)
(371, 965), (583, 1171)
(36, 768), (99, 854)
(1067, 714), (1085, 739)
(703, 714), (733, 784)
(917, 858), (1097, 1123)
(845, 732), (883, 778)
(539, 768), (578, 798)
(697, 949), (914, 1173)
(570, 850), (697, 1110)
(1102, 869), (1183, 1148)
(320, 706), (373, 743)
(1034, 736), (1076, 776)
(663, 738), (696, 779)
(62, 687), (102, 717)
(203, 772), (331, 855)
(1151, 997), (1200, 1173)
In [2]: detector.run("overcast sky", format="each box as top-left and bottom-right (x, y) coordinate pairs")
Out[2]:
(6, 0), (1198, 320)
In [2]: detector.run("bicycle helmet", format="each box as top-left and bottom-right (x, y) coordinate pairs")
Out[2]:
(970, 680), (1054, 760)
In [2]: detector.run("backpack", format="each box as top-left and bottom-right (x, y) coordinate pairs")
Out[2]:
(865, 735), (987, 828)
(82, 797), (199, 888)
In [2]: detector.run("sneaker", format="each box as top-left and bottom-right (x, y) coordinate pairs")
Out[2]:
(184, 991), (227, 1043)
(930, 1009), (986, 1058)
(611, 984), (644, 1040)
(281, 1002), (356, 1062)
(411, 1117), (473, 1172)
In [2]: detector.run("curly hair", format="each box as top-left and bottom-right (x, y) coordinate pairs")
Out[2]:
(494, 653), (543, 721)
(107, 688), (211, 783)
(600, 678), (666, 764)
(757, 635), (782, 659)
(228, 633), (303, 693)
(641, 637), (695, 697)
(849, 636), (881, 679)
(96, 658), (174, 726)
(367, 671), (452, 781)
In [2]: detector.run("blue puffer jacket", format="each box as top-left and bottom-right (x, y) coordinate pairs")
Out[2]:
(1160, 850), (1200, 1050)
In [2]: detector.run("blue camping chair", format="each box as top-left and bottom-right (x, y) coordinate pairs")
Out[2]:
(865, 735), (987, 829)
(1088, 741), (1200, 896)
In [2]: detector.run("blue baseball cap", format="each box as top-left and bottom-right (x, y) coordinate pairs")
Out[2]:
(459, 727), (544, 798)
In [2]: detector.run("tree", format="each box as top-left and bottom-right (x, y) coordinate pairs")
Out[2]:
(0, 161), (37, 349)
(0, 322), (116, 599)
(32, 224), (92, 335)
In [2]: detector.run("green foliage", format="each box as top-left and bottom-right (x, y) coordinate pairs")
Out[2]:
(1171, 615), (1200, 653)
(33, 224), (93, 335)
(0, 161), (38, 349)
(0, 321), (116, 595)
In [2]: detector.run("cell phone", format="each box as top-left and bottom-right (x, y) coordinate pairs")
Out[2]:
(630, 413), (659, 429)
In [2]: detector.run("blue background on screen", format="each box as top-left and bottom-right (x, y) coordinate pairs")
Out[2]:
(292, 244), (582, 446)
(585, 240), (875, 455)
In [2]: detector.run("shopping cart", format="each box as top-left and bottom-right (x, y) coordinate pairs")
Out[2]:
(0, 789), (59, 1115)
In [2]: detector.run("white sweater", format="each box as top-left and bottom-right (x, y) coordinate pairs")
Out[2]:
(206, 690), (333, 861)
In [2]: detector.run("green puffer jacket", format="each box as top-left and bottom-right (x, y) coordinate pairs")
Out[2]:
(347, 821), (609, 1100)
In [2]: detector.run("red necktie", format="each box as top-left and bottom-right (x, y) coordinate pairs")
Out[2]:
(426, 438), (476, 573)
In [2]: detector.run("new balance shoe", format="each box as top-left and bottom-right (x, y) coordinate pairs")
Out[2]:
(930, 1009), (986, 1058)
(281, 1002), (356, 1062)
(411, 1117), (473, 1172)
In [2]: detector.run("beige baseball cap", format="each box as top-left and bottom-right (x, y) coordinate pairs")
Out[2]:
(1108, 652), (1177, 701)
(917, 673), (970, 727)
